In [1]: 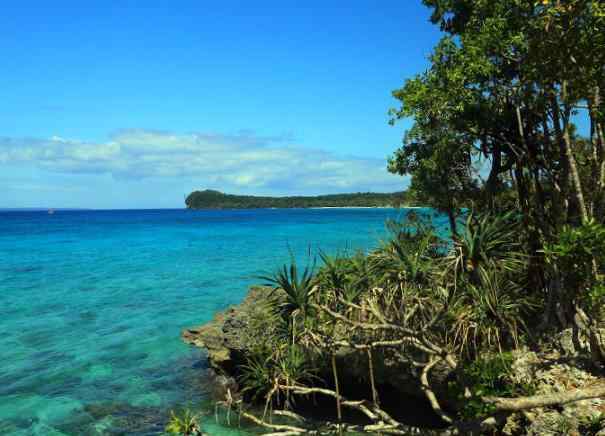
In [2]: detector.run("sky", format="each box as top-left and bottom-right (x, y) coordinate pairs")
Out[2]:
(0, 1), (443, 209)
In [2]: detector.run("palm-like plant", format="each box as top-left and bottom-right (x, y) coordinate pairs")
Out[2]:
(317, 250), (372, 305)
(346, 251), (372, 300)
(443, 212), (533, 355)
(451, 271), (536, 356)
(239, 352), (274, 402)
(275, 344), (316, 389)
(239, 344), (317, 408)
(165, 409), (202, 435)
(371, 225), (438, 286)
(447, 212), (527, 286)
(244, 292), (290, 351)
(317, 251), (348, 295)
(260, 260), (316, 321)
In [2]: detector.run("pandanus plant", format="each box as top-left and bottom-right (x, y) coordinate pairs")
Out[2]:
(165, 409), (202, 436)
(445, 212), (534, 355)
(317, 250), (369, 306)
(260, 259), (316, 332)
(371, 224), (438, 287)
(447, 212), (527, 286)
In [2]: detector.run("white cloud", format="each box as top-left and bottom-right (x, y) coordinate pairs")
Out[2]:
(0, 130), (406, 194)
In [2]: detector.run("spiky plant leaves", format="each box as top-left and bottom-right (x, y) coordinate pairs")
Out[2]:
(239, 352), (274, 402)
(238, 343), (318, 409)
(314, 250), (376, 314)
(348, 251), (373, 290)
(259, 259), (317, 321)
(450, 270), (537, 356)
(448, 212), (528, 285)
(318, 251), (348, 292)
(165, 409), (201, 435)
(371, 221), (440, 287)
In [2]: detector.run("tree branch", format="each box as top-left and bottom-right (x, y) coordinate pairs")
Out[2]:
(483, 383), (605, 411)
(420, 358), (453, 424)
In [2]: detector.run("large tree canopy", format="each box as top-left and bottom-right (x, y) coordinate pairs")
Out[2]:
(390, 0), (605, 329)
(391, 0), (605, 231)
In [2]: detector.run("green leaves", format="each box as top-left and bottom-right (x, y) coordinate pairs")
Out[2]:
(449, 212), (527, 283)
(239, 344), (316, 405)
(544, 219), (605, 319)
(545, 219), (605, 266)
(452, 352), (536, 420)
(239, 352), (274, 402)
(315, 249), (375, 306)
(260, 260), (316, 320)
(445, 212), (535, 355)
(371, 219), (441, 287)
(165, 409), (201, 435)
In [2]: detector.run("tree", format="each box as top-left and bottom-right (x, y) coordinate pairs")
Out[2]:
(389, 0), (605, 334)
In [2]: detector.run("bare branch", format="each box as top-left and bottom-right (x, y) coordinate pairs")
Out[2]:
(219, 403), (306, 434)
(273, 410), (306, 423)
(420, 358), (454, 424)
(483, 383), (605, 411)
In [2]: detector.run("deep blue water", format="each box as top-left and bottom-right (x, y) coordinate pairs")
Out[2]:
(0, 208), (442, 435)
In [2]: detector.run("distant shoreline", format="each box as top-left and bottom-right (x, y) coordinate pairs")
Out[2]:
(185, 189), (416, 209)
(308, 206), (422, 209)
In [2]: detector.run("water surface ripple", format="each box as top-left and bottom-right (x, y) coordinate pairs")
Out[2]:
(0, 208), (442, 435)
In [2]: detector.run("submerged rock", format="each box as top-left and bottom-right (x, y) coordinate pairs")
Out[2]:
(81, 402), (168, 434)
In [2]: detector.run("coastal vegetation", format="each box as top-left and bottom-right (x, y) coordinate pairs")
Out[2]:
(185, 190), (412, 209)
(181, 0), (605, 434)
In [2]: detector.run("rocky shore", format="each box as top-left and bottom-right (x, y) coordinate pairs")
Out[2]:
(183, 286), (605, 435)
(182, 286), (449, 430)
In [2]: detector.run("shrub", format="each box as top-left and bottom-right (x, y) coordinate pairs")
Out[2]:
(260, 259), (316, 322)
(544, 219), (605, 320)
(238, 344), (317, 407)
(165, 409), (201, 435)
(451, 353), (536, 420)
(578, 413), (605, 435)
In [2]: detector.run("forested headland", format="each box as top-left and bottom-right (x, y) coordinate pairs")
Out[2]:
(176, 1), (605, 435)
(185, 189), (413, 209)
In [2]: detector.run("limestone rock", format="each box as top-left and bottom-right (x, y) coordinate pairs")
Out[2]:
(182, 286), (273, 372)
(506, 349), (605, 435)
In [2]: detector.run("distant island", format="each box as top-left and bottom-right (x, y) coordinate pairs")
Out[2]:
(185, 189), (413, 209)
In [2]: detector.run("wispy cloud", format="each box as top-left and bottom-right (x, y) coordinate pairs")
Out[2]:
(0, 129), (405, 194)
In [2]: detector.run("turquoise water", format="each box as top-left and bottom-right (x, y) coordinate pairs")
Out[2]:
(0, 208), (440, 435)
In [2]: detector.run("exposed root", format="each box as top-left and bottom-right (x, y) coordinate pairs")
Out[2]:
(273, 410), (306, 423)
(330, 352), (342, 434)
(367, 347), (380, 407)
(420, 358), (453, 424)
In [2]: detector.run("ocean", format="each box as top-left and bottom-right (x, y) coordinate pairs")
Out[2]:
(0, 208), (443, 435)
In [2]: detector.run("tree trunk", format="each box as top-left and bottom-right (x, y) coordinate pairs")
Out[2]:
(563, 123), (589, 223)
(561, 81), (589, 223)
(591, 86), (605, 218)
(551, 94), (571, 223)
(331, 353), (342, 432)
(543, 115), (566, 228)
(485, 142), (501, 211)
(447, 208), (458, 239)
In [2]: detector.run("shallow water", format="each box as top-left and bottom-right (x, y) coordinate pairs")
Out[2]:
(0, 208), (444, 435)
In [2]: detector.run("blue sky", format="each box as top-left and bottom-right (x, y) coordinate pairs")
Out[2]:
(0, 1), (442, 208)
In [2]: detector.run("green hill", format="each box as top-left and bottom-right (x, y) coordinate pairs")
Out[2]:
(185, 189), (412, 209)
